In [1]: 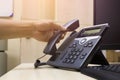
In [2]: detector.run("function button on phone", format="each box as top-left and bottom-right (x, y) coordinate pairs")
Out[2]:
(69, 55), (73, 59)
(71, 48), (80, 52)
(82, 53), (87, 56)
(73, 55), (78, 59)
(74, 48), (79, 52)
(80, 38), (87, 44)
(83, 41), (93, 47)
(66, 59), (71, 63)
(88, 41), (93, 44)
(76, 52), (80, 56)
(70, 60), (75, 64)
(71, 52), (76, 55)
(88, 41), (93, 47)
(79, 53), (87, 59)
(78, 47), (84, 52)
(72, 44), (77, 48)
(80, 55), (85, 59)
(84, 44), (88, 47)
(69, 42), (78, 48)
(88, 44), (93, 47)
(62, 58), (70, 63)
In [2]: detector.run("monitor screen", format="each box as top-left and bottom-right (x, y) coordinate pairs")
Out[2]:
(94, 0), (120, 50)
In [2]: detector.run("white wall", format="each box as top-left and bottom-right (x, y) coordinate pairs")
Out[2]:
(55, 0), (93, 27)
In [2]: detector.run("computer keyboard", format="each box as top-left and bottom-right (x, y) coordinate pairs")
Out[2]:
(81, 64), (120, 80)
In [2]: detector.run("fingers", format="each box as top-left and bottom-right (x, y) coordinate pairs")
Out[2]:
(33, 21), (66, 42)
(56, 32), (66, 43)
(32, 31), (54, 42)
(35, 21), (66, 32)
(50, 22), (66, 31)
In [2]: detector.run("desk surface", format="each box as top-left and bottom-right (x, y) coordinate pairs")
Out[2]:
(0, 63), (96, 80)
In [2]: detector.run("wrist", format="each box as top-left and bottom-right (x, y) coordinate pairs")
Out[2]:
(30, 22), (38, 37)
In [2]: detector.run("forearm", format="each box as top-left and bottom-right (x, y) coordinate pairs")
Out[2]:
(0, 19), (35, 39)
(0, 19), (65, 41)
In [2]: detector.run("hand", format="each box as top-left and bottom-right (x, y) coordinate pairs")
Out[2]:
(32, 21), (66, 42)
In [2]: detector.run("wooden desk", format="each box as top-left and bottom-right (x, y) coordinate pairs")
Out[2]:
(0, 63), (96, 80)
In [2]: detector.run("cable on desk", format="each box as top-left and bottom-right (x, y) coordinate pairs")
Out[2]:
(34, 54), (47, 68)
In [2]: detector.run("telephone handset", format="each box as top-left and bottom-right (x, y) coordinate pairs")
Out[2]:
(43, 19), (79, 55)
(46, 23), (109, 70)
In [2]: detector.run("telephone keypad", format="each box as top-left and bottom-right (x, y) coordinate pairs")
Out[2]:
(62, 39), (95, 64)
(62, 41), (84, 64)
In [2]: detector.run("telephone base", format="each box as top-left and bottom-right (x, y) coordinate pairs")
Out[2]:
(90, 50), (109, 65)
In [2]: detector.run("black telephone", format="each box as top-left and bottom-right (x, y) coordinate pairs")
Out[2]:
(34, 19), (109, 70)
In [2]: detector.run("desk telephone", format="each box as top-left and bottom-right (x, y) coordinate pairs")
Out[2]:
(34, 19), (109, 70)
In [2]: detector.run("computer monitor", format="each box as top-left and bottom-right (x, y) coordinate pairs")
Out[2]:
(94, 0), (120, 50)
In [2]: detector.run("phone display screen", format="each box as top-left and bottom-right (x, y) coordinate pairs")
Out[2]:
(83, 29), (101, 35)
